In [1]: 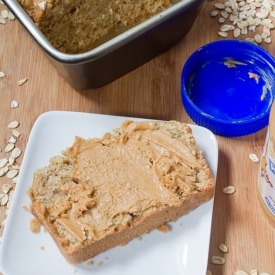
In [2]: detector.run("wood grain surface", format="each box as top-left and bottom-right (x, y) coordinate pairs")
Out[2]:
(0, 0), (275, 274)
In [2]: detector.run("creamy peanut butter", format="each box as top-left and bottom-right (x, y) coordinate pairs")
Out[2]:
(45, 121), (203, 246)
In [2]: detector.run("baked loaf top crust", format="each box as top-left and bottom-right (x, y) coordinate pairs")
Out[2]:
(18, 0), (172, 53)
(28, 120), (215, 264)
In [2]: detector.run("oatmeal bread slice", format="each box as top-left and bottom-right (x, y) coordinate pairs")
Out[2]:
(18, 0), (171, 53)
(28, 120), (215, 264)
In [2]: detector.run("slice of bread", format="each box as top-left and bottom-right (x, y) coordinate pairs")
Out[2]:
(28, 120), (215, 264)
(18, 0), (172, 53)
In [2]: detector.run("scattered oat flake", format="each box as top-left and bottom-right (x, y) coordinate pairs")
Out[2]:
(0, 166), (8, 177)
(218, 243), (228, 253)
(1, 9), (8, 18)
(222, 186), (236, 194)
(5, 143), (15, 153)
(214, 3), (225, 9)
(260, 273), (271, 275)
(0, 16), (6, 24)
(13, 129), (21, 138)
(6, 169), (19, 179)
(0, 71), (5, 78)
(12, 163), (20, 170)
(264, 37), (272, 44)
(8, 120), (19, 129)
(11, 147), (22, 159)
(220, 24), (233, 31)
(0, 158), (8, 168)
(2, 183), (12, 194)
(218, 31), (229, 37)
(211, 256), (226, 265)
(250, 270), (258, 275)
(9, 156), (15, 165)
(18, 78), (28, 86)
(235, 270), (249, 275)
(12, 176), (18, 184)
(8, 135), (17, 144)
(234, 27), (241, 37)
(211, 10), (219, 17)
(0, 194), (8, 206)
(249, 153), (259, 162)
(6, 200), (11, 208)
(8, 11), (15, 20)
(11, 100), (19, 109)
(9, 190), (14, 199)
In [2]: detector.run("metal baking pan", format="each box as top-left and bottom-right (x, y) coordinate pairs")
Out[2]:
(3, 0), (204, 90)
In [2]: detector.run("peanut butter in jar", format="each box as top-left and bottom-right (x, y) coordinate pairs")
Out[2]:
(258, 102), (275, 227)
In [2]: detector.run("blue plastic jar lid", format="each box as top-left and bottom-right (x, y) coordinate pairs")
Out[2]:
(181, 40), (275, 137)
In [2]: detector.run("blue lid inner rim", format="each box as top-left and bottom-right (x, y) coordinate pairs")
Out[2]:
(181, 40), (275, 136)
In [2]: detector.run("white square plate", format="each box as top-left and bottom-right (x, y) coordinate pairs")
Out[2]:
(0, 111), (218, 275)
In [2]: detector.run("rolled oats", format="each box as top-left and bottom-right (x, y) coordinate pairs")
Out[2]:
(211, 256), (226, 264)
(218, 31), (229, 37)
(222, 186), (236, 194)
(211, 10), (219, 16)
(218, 243), (228, 252)
(11, 147), (22, 159)
(8, 120), (20, 129)
(2, 183), (12, 194)
(0, 166), (9, 177)
(8, 135), (17, 144)
(8, 11), (15, 20)
(0, 158), (8, 168)
(11, 100), (19, 109)
(0, 16), (6, 24)
(214, 3), (225, 9)
(249, 153), (259, 162)
(5, 143), (15, 153)
(0, 194), (8, 206)
(6, 169), (19, 179)
(18, 78), (28, 86)
(12, 129), (21, 138)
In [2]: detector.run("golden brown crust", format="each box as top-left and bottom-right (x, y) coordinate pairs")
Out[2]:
(29, 120), (215, 264)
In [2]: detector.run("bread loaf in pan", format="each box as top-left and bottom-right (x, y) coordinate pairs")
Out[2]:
(28, 120), (215, 264)
(18, 0), (172, 54)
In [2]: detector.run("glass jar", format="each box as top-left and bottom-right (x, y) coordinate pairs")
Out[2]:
(258, 101), (275, 227)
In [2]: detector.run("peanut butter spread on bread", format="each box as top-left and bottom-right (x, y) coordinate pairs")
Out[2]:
(28, 120), (214, 262)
